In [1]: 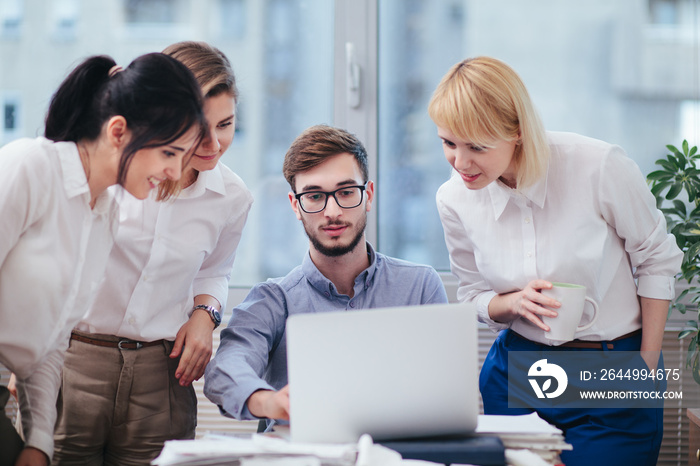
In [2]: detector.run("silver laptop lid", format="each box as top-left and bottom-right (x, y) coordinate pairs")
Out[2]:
(286, 302), (478, 443)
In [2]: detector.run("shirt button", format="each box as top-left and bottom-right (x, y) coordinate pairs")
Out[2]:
(128, 317), (136, 325)
(324, 292), (330, 297)
(143, 276), (148, 282)
(349, 301), (355, 308)
(524, 218), (531, 224)
(527, 252), (533, 258)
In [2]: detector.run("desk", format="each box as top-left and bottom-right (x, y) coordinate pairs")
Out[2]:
(689, 408), (700, 465)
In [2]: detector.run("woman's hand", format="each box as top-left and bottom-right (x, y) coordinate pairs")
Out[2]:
(488, 279), (560, 330)
(8, 372), (17, 399)
(170, 310), (214, 386)
(14, 447), (49, 466)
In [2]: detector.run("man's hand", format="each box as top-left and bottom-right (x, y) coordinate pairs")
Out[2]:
(247, 386), (290, 420)
(14, 447), (48, 466)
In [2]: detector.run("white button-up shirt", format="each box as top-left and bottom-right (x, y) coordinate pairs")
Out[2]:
(0, 137), (118, 457)
(436, 131), (682, 344)
(75, 162), (253, 341)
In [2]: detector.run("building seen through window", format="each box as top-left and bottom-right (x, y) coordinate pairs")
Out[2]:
(0, 0), (699, 285)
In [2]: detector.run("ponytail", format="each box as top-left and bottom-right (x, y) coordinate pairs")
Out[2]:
(44, 53), (206, 192)
(45, 56), (114, 142)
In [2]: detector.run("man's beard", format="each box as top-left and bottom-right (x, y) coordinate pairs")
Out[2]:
(303, 215), (367, 257)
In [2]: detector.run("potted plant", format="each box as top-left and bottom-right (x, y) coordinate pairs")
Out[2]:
(647, 140), (700, 383)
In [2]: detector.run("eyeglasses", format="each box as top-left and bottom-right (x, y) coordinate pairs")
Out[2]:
(295, 183), (367, 214)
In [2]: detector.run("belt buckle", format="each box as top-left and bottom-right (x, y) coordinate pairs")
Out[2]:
(118, 339), (143, 350)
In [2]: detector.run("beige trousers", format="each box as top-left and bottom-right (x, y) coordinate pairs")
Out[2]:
(52, 332), (196, 466)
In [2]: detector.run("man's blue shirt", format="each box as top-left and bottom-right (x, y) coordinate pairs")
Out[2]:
(204, 243), (448, 420)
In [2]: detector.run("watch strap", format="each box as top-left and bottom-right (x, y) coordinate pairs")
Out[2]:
(193, 304), (221, 329)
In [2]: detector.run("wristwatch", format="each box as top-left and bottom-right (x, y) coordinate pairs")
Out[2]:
(193, 304), (222, 329)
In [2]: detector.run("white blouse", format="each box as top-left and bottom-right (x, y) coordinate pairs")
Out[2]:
(436, 131), (682, 344)
(75, 162), (253, 341)
(0, 137), (118, 457)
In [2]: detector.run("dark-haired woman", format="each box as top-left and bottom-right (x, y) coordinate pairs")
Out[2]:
(0, 52), (204, 466)
(51, 42), (253, 465)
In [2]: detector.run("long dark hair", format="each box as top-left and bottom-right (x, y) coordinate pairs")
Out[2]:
(44, 52), (206, 187)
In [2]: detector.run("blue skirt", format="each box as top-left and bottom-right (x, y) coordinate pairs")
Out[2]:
(480, 329), (663, 466)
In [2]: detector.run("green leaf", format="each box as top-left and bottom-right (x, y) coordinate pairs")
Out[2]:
(667, 144), (681, 156)
(689, 342), (698, 368)
(693, 352), (700, 385)
(668, 154), (683, 170)
(686, 241), (700, 261)
(690, 145), (698, 158)
(673, 200), (688, 216)
(656, 159), (678, 172)
(647, 170), (674, 181)
(683, 139), (689, 155)
(651, 180), (673, 197)
(680, 328), (698, 339)
(666, 182), (683, 199)
(687, 320), (699, 329)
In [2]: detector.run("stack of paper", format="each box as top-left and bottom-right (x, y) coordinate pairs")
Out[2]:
(475, 413), (572, 465)
(152, 434), (358, 466)
(152, 433), (442, 466)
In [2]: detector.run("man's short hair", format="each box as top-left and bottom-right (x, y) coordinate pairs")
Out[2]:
(283, 125), (369, 191)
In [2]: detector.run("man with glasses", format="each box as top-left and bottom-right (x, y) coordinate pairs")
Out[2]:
(204, 125), (448, 425)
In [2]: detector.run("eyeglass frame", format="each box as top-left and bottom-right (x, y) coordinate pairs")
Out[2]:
(294, 182), (368, 214)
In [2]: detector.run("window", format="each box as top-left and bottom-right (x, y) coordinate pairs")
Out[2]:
(51, 0), (78, 40)
(1, 94), (21, 145)
(124, 0), (178, 23)
(122, 0), (190, 39)
(215, 0), (246, 40)
(375, 0), (700, 270)
(0, 0), (22, 38)
(1, 0), (698, 286)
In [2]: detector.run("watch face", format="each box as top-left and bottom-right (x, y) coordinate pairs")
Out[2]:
(212, 309), (222, 324)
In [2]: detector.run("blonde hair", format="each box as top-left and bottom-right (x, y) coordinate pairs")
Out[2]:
(157, 41), (238, 200)
(428, 57), (549, 189)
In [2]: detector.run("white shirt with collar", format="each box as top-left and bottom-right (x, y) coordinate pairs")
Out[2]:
(0, 136), (118, 457)
(436, 131), (682, 345)
(75, 161), (253, 341)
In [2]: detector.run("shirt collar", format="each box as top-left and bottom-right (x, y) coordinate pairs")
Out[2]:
(55, 139), (115, 218)
(486, 165), (549, 220)
(57, 141), (90, 200)
(179, 163), (227, 199)
(302, 242), (379, 297)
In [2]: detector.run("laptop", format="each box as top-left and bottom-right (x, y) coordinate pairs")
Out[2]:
(286, 302), (479, 443)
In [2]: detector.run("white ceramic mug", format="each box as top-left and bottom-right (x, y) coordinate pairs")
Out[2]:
(541, 282), (599, 341)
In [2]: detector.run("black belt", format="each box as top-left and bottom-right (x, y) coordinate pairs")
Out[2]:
(512, 329), (642, 350)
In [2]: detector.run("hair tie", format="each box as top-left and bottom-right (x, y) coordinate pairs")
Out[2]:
(108, 65), (123, 78)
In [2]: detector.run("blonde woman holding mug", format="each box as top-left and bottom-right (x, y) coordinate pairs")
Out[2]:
(430, 56), (682, 465)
